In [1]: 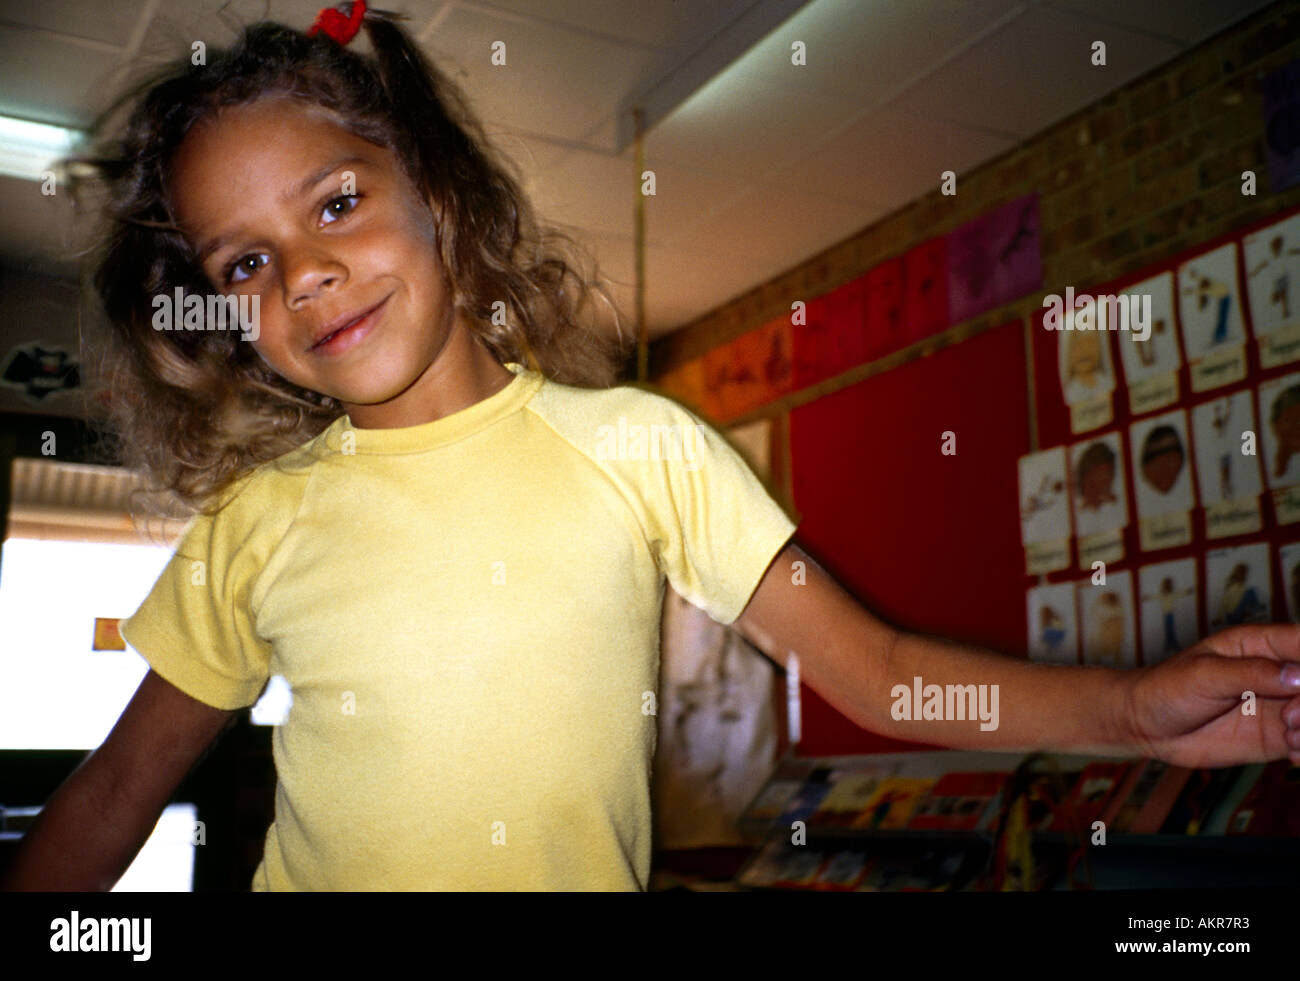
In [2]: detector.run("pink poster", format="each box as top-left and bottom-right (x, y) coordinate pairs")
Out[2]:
(946, 194), (1042, 324)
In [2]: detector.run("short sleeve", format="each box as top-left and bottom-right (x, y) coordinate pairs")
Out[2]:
(118, 486), (274, 710)
(634, 397), (798, 625)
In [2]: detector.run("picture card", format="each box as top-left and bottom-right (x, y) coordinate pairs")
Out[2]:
(1026, 582), (1079, 666)
(1138, 558), (1198, 667)
(1080, 570), (1136, 669)
(1205, 542), (1271, 632)
(1178, 243), (1247, 392)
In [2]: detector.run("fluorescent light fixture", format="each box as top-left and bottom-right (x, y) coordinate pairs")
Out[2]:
(0, 114), (82, 182)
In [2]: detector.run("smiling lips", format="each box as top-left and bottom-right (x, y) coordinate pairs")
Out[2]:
(310, 296), (389, 353)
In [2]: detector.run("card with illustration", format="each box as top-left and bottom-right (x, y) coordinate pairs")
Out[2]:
(1178, 243), (1247, 392)
(1026, 582), (1079, 666)
(1116, 272), (1181, 414)
(1129, 409), (1195, 550)
(1019, 447), (1071, 573)
(1205, 542), (1271, 632)
(1244, 212), (1300, 367)
(1138, 559), (1198, 667)
(1190, 390), (1263, 538)
(1256, 374), (1300, 528)
(1069, 431), (1128, 567)
(1058, 310), (1116, 433)
(1278, 541), (1300, 623)
(1130, 410), (1196, 516)
(1080, 570), (1137, 669)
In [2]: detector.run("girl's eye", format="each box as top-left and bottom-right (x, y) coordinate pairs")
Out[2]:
(321, 194), (360, 224)
(223, 254), (267, 285)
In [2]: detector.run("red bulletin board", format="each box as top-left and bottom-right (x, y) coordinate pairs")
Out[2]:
(789, 320), (1031, 755)
(1030, 201), (1300, 641)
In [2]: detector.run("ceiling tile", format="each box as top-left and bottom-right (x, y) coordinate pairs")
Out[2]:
(461, 0), (755, 51)
(646, 71), (863, 183)
(527, 146), (641, 241)
(667, 181), (886, 292)
(722, 0), (1027, 106)
(429, 6), (671, 145)
(767, 106), (1015, 207)
(0, 27), (123, 127)
(890, 5), (1183, 139)
(0, 0), (142, 48)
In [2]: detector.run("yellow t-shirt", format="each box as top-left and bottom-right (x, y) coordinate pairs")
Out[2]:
(118, 362), (797, 890)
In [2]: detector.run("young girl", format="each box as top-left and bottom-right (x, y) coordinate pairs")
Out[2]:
(5, 2), (1300, 892)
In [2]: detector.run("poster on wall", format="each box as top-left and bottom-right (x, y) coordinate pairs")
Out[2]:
(1018, 446), (1072, 574)
(1137, 558), (1198, 668)
(1026, 582), (1079, 665)
(1256, 371), (1300, 524)
(1178, 243), (1247, 393)
(1079, 570), (1137, 669)
(1190, 389), (1263, 538)
(1069, 431), (1128, 569)
(947, 194), (1041, 324)
(1058, 305), (1116, 433)
(1129, 409), (1196, 552)
(1243, 212), (1300, 367)
(1116, 271), (1181, 415)
(1205, 542), (1271, 631)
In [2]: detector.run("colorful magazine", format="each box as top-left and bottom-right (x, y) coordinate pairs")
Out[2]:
(908, 772), (1009, 831)
(809, 774), (884, 827)
(1049, 761), (1133, 832)
(851, 777), (936, 830)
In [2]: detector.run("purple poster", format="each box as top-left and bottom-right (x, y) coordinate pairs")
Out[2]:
(1263, 59), (1300, 194)
(946, 194), (1042, 324)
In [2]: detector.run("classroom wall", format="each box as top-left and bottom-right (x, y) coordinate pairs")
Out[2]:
(652, 2), (1300, 380)
(650, 0), (1300, 755)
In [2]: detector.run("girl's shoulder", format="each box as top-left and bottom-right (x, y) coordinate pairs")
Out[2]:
(197, 427), (327, 522)
(531, 374), (706, 430)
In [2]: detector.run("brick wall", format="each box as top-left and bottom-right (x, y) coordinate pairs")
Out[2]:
(650, 0), (1300, 403)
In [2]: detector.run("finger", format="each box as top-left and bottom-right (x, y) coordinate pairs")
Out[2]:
(1192, 653), (1300, 703)
(1286, 694), (1300, 729)
(1197, 623), (1300, 664)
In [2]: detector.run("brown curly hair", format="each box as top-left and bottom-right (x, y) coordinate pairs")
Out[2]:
(70, 4), (630, 515)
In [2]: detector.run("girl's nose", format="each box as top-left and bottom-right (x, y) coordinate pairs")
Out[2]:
(284, 250), (347, 305)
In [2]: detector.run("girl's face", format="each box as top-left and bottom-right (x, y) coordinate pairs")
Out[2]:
(169, 95), (477, 427)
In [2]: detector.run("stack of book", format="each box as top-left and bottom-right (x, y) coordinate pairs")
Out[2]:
(735, 756), (1300, 890)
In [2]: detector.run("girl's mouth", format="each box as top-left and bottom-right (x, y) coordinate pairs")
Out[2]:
(312, 296), (389, 354)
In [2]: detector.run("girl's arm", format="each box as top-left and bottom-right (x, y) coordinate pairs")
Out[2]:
(0, 670), (235, 891)
(733, 544), (1300, 767)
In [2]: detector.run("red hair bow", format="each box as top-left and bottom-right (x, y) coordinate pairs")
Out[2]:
(308, 0), (366, 45)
